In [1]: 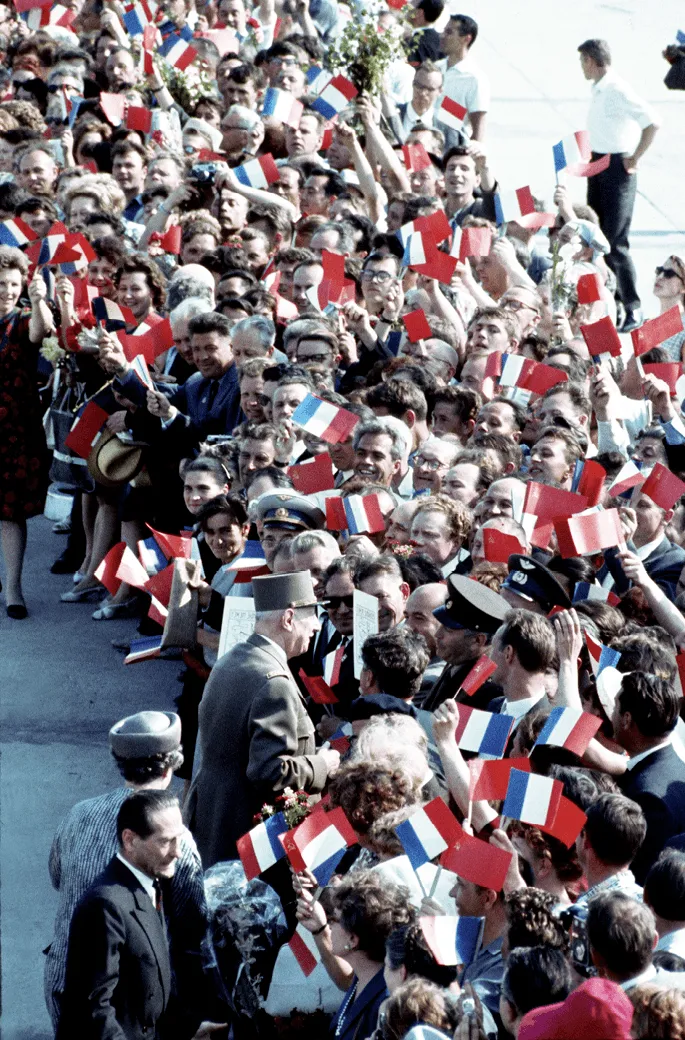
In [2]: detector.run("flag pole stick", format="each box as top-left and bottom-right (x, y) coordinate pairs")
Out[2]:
(428, 863), (442, 901)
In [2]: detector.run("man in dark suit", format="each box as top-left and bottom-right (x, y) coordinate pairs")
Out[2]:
(602, 492), (685, 599)
(185, 572), (340, 868)
(612, 671), (685, 885)
(57, 789), (224, 1040)
(101, 312), (241, 459)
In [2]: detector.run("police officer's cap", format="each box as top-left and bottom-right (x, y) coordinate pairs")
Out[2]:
(502, 554), (571, 613)
(432, 574), (509, 633)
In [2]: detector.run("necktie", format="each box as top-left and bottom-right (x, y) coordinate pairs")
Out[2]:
(206, 379), (219, 411)
(152, 878), (164, 917)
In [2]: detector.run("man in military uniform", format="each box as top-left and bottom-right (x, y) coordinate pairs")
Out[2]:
(185, 571), (340, 868)
(500, 554), (571, 614)
(254, 491), (326, 569)
(421, 574), (510, 712)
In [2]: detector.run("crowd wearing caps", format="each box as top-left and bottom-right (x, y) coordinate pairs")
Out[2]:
(2, 2), (682, 1038)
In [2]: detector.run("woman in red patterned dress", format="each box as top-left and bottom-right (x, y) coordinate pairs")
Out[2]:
(0, 246), (54, 618)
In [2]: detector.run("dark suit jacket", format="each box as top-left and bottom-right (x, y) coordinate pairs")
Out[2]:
(603, 537), (685, 600)
(620, 743), (685, 884)
(422, 659), (501, 713)
(330, 969), (387, 1040)
(119, 363), (241, 458)
(57, 856), (174, 1040)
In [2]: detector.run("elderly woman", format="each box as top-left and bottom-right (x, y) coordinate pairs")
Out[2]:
(0, 245), (54, 617)
(297, 871), (415, 1040)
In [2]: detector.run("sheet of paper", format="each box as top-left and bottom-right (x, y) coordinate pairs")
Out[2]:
(218, 597), (256, 659)
(353, 590), (379, 678)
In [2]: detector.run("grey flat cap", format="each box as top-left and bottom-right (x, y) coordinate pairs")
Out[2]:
(109, 711), (181, 758)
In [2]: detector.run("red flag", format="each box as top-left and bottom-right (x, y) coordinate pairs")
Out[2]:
(482, 528), (525, 564)
(469, 757), (531, 802)
(643, 363), (682, 395)
(298, 669), (339, 704)
(126, 106), (152, 133)
(631, 306), (684, 356)
(116, 545), (150, 589)
(459, 655), (497, 697)
(159, 225), (182, 255)
(288, 930), (319, 976)
(459, 227), (491, 262)
(412, 248), (457, 285)
(640, 463), (685, 511)
(440, 832), (512, 892)
(402, 142), (432, 172)
(554, 508), (624, 558)
(540, 795), (587, 848)
(147, 525), (192, 559)
(580, 315), (622, 357)
(402, 309), (432, 343)
(99, 92), (126, 125)
(576, 273), (601, 304)
(144, 563), (175, 607)
(523, 483), (588, 550)
(576, 460), (607, 508)
(64, 402), (109, 459)
(94, 542), (126, 596)
(414, 209), (452, 245)
(321, 249), (346, 283)
(288, 453), (335, 494)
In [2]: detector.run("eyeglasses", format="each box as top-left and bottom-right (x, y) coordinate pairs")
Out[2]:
(184, 144), (198, 154)
(502, 298), (538, 314)
(361, 269), (393, 284)
(655, 266), (683, 280)
(323, 595), (354, 610)
(415, 456), (447, 471)
(298, 352), (331, 363)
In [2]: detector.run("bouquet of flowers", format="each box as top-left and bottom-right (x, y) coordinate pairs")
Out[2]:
(253, 787), (313, 829)
(324, 10), (410, 97)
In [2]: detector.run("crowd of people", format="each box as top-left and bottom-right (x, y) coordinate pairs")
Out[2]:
(3, 0), (685, 1036)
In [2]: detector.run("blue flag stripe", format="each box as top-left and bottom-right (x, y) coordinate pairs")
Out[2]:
(535, 706), (562, 745)
(265, 812), (288, 860)
(395, 819), (430, 870)
(503, 769), (528, 819)
(313, 848), (346, 886)
(455, 917), (483, 966)
(481, 714), (513, 758)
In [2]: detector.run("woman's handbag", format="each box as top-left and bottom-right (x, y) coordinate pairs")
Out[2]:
(48, 381), (95, 493)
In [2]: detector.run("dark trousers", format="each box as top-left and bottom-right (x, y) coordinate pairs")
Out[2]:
(587, 152), (640, 311)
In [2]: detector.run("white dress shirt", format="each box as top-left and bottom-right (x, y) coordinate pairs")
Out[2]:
(587, 70), (659, 154)
(116, 853), (156, 906)
(401, 101), (438, 136)
(625, 737), (673, 771)
(437, 55), (490, 119)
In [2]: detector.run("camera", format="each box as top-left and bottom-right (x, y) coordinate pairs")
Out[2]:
(188, 162), (218, 184)
(560, 906), (596, 978)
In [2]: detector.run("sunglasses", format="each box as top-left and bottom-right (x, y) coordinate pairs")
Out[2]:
(323, 595), (354, 610)
(655, 266), (682, 280)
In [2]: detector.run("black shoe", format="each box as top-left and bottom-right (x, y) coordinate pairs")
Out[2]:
(619, 309), (643, 333)
(50, 554), (81, 575)
(7, 604), (28, 620)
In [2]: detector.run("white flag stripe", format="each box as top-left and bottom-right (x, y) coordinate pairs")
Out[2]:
(460, 711), (492, 753)
(252, 824), (277, 870)
(397, 221), (416, 246)
(241, 159), (269, 189)
(322, 85), (350, 114)
(347, 497), (367, 532)
(521, 774), (556, 825)
(497, 190), (520, 222)
(412, 811), (448, 858)
(545, 709), (582, 748)
(301, 399), (339, 437)
(303, 826), (346, 867)
(499, 355), (526, 387)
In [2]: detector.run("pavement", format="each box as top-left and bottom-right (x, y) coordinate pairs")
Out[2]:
(2, 4), (685, 1038)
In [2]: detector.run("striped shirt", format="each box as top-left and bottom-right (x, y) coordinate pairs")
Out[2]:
(46, 787), (206, 1001)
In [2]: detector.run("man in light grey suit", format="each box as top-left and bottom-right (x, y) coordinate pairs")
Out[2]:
(185, 571), (340, 868)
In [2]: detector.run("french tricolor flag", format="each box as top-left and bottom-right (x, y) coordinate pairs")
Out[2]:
(124, 635), (163, 664)
(419, 916), (483, 967)
(305, 65), (332, 95)
(454, 705), (514, 759)
(122, 0), (157, 35)
(261, 87), (303, 128)
(323, 645), (344, 687)
(437, 95), (467, 130)
(312, 75), (358, 120)
(533, 706), (602, 757)
(281, 806), (357, 885)
(394, 797), (463, 871)
(92, 296), (135, 329)
(325, 494), (386, 535)
(553, 131), (610, 177)
(586, 632), (621, 678)
(402, 232), (427, 268)
(494, 186), (536, 226)
(226, 541), (269, 582)
(234, 154), (280, 190)
(138, 536), (168, 575)
(236, 811), (289, 880)
(0, 217), (37, 248)
(330, 721), (353, 755)
(502, 769), (563, 828)
(291, 394), (359, 445)
(608, 459), (644, 498)
(158, 33), (197, 70)
(572, 582), (620, 607)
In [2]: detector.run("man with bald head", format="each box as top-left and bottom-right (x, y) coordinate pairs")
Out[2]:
(405, 338), (460, 384)
(478, 477), (527, 525)
(405, 583), (448, 704)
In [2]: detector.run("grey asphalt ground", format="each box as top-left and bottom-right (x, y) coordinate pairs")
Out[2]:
(2, 3), (685, 1037)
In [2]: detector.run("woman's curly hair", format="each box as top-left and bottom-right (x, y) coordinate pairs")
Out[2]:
(380, 977), (459, 1040)
(330, 870), (415, 962)
(508, 819), (583, 884)
(505, 887), (570, 952)
(630, 984), (685, 1040)
(328, 762), (423, 836)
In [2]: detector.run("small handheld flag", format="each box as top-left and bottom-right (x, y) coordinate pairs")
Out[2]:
(533, 706), (602, 757)
(291, 394), (359, 444)
(552, 131), (610, 177)
(281, 806), (357, 885)
(419, 916), (484, 967)
(234, 154), (280, 189)
(261, 88), (303, 128)
(454, 705), (514, 758)
(502, 769), (563, 828)
(237, 812), (289, 880)
(394, 797), (463, 871)
(311, 75), (358, 120)
(325, 494), (386, 535)
(437, 95), (467, 130)
(124, 636), (163, 664)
